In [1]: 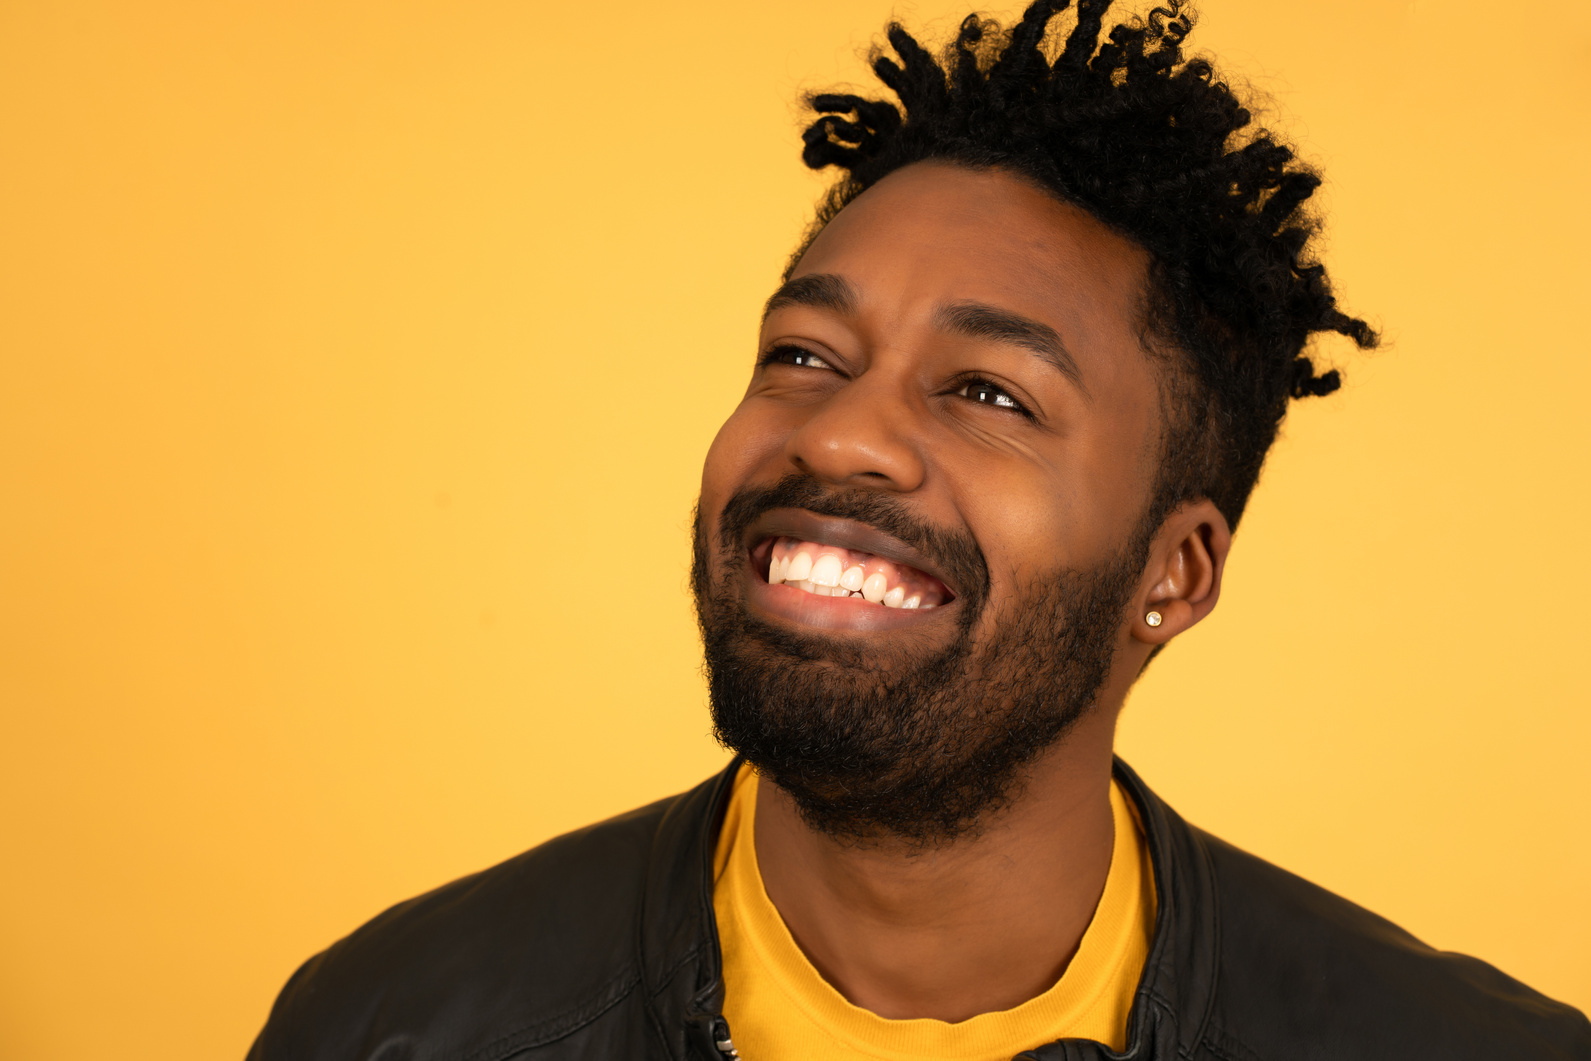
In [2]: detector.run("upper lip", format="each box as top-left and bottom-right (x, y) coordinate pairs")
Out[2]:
(741, 508), (959, 600)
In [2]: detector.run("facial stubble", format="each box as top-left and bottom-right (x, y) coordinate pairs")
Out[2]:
(693, 476), (1147, 846)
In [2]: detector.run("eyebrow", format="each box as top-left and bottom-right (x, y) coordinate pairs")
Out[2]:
(761, 273), (858, 321)
(933, 300), (1088, 396)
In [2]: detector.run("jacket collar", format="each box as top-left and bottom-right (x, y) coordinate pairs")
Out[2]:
(639, 757), (1218, 1061)
(637, 759), (741, 1059)
(1105, 757), (1218, 1061)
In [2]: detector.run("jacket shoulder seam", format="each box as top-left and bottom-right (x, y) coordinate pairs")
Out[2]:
(1194, 1024), (1263, 1061)
(459, 965), (642, 1061)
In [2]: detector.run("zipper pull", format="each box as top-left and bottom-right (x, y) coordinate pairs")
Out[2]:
(711, 1016), (743, 1059)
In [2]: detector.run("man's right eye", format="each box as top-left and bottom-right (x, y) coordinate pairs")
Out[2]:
(760, 345), (833, 370)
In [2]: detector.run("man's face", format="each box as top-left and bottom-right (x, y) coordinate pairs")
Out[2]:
(694, 162), (1167, 843)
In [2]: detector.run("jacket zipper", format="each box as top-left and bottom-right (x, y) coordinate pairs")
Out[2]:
(711, 1016), (743, 1059)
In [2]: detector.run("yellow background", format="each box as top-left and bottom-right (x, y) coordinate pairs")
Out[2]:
(1, 1), (1586, 1057)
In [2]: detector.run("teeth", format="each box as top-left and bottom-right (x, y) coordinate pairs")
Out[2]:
(766, 537), (947, 611)
(810, 554), (843, 587)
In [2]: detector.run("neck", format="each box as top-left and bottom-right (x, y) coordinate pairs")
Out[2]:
(751, 704), (1123, 1022)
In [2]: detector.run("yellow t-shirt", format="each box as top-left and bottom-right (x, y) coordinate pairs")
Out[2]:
(711, 766), (1155, 1061)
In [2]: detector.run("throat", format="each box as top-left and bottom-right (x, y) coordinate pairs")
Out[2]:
(745, 743), (1120, 1023)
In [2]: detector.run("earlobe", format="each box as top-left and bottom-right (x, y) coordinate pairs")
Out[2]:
(1131, 500), (1231, 645)
(1132, 598), (1194, 643)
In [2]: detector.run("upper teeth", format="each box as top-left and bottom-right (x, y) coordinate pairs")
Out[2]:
(765, 537), (943, 609)
(810, 554), (843, 587)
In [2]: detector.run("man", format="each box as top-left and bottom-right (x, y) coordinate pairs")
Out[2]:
(249, 2), (1590, 1058)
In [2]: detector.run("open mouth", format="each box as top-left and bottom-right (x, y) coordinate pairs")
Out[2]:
(755, 535), (953, 609)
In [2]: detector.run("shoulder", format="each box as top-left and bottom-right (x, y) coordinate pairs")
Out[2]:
(1195, 828), (1591, 1061)
(248, 792), (687, 1061)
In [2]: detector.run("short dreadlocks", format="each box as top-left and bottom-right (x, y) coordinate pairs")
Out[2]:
(793, 0), (1377, 530)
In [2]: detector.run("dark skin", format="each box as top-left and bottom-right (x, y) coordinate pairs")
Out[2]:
(697, 162), (1232, 1022)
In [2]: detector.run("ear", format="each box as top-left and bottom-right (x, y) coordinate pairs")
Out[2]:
(1130, 499), (1232, 646)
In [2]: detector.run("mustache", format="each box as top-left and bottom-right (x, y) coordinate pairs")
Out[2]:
(715, 474), (990, 608)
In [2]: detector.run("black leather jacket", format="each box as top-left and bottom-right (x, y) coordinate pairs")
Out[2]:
(249, 759), (1590, 1060)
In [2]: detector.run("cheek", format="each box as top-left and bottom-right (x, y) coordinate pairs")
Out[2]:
(700, 399), (794, 514)
(1037, 358), (1164, 556)
(1084, 376), (1164, 533)
(960, 470), (1078, 592)
(951, 432), (1151, 594)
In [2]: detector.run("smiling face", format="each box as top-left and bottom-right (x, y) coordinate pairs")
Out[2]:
(693, 162), (1185, 842)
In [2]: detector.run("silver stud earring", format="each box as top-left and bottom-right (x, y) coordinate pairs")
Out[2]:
(1145, 610), (1163, 628)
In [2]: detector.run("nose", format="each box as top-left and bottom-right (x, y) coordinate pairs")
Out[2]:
(783, 372), (927, 492)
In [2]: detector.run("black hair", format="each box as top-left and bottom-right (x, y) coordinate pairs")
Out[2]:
(792, 0), (1377, 530)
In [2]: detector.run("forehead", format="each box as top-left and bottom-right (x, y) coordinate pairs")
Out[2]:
(788, 162), (1152, 346)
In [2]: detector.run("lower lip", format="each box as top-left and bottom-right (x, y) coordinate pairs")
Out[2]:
(744, 559), (955, 633)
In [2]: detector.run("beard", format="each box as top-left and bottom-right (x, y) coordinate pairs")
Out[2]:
(692, 474), (1150, 847)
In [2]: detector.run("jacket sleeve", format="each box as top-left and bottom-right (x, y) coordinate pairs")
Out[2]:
(245, 950), (336, 1061)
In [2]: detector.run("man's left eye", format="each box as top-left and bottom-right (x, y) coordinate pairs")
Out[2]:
(958, 380), (1027, 414)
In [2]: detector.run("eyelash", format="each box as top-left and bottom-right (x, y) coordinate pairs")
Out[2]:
(757, 344), (832, 370)
(758, 346), (1035, 420)
(955, 376), (1034, 419)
